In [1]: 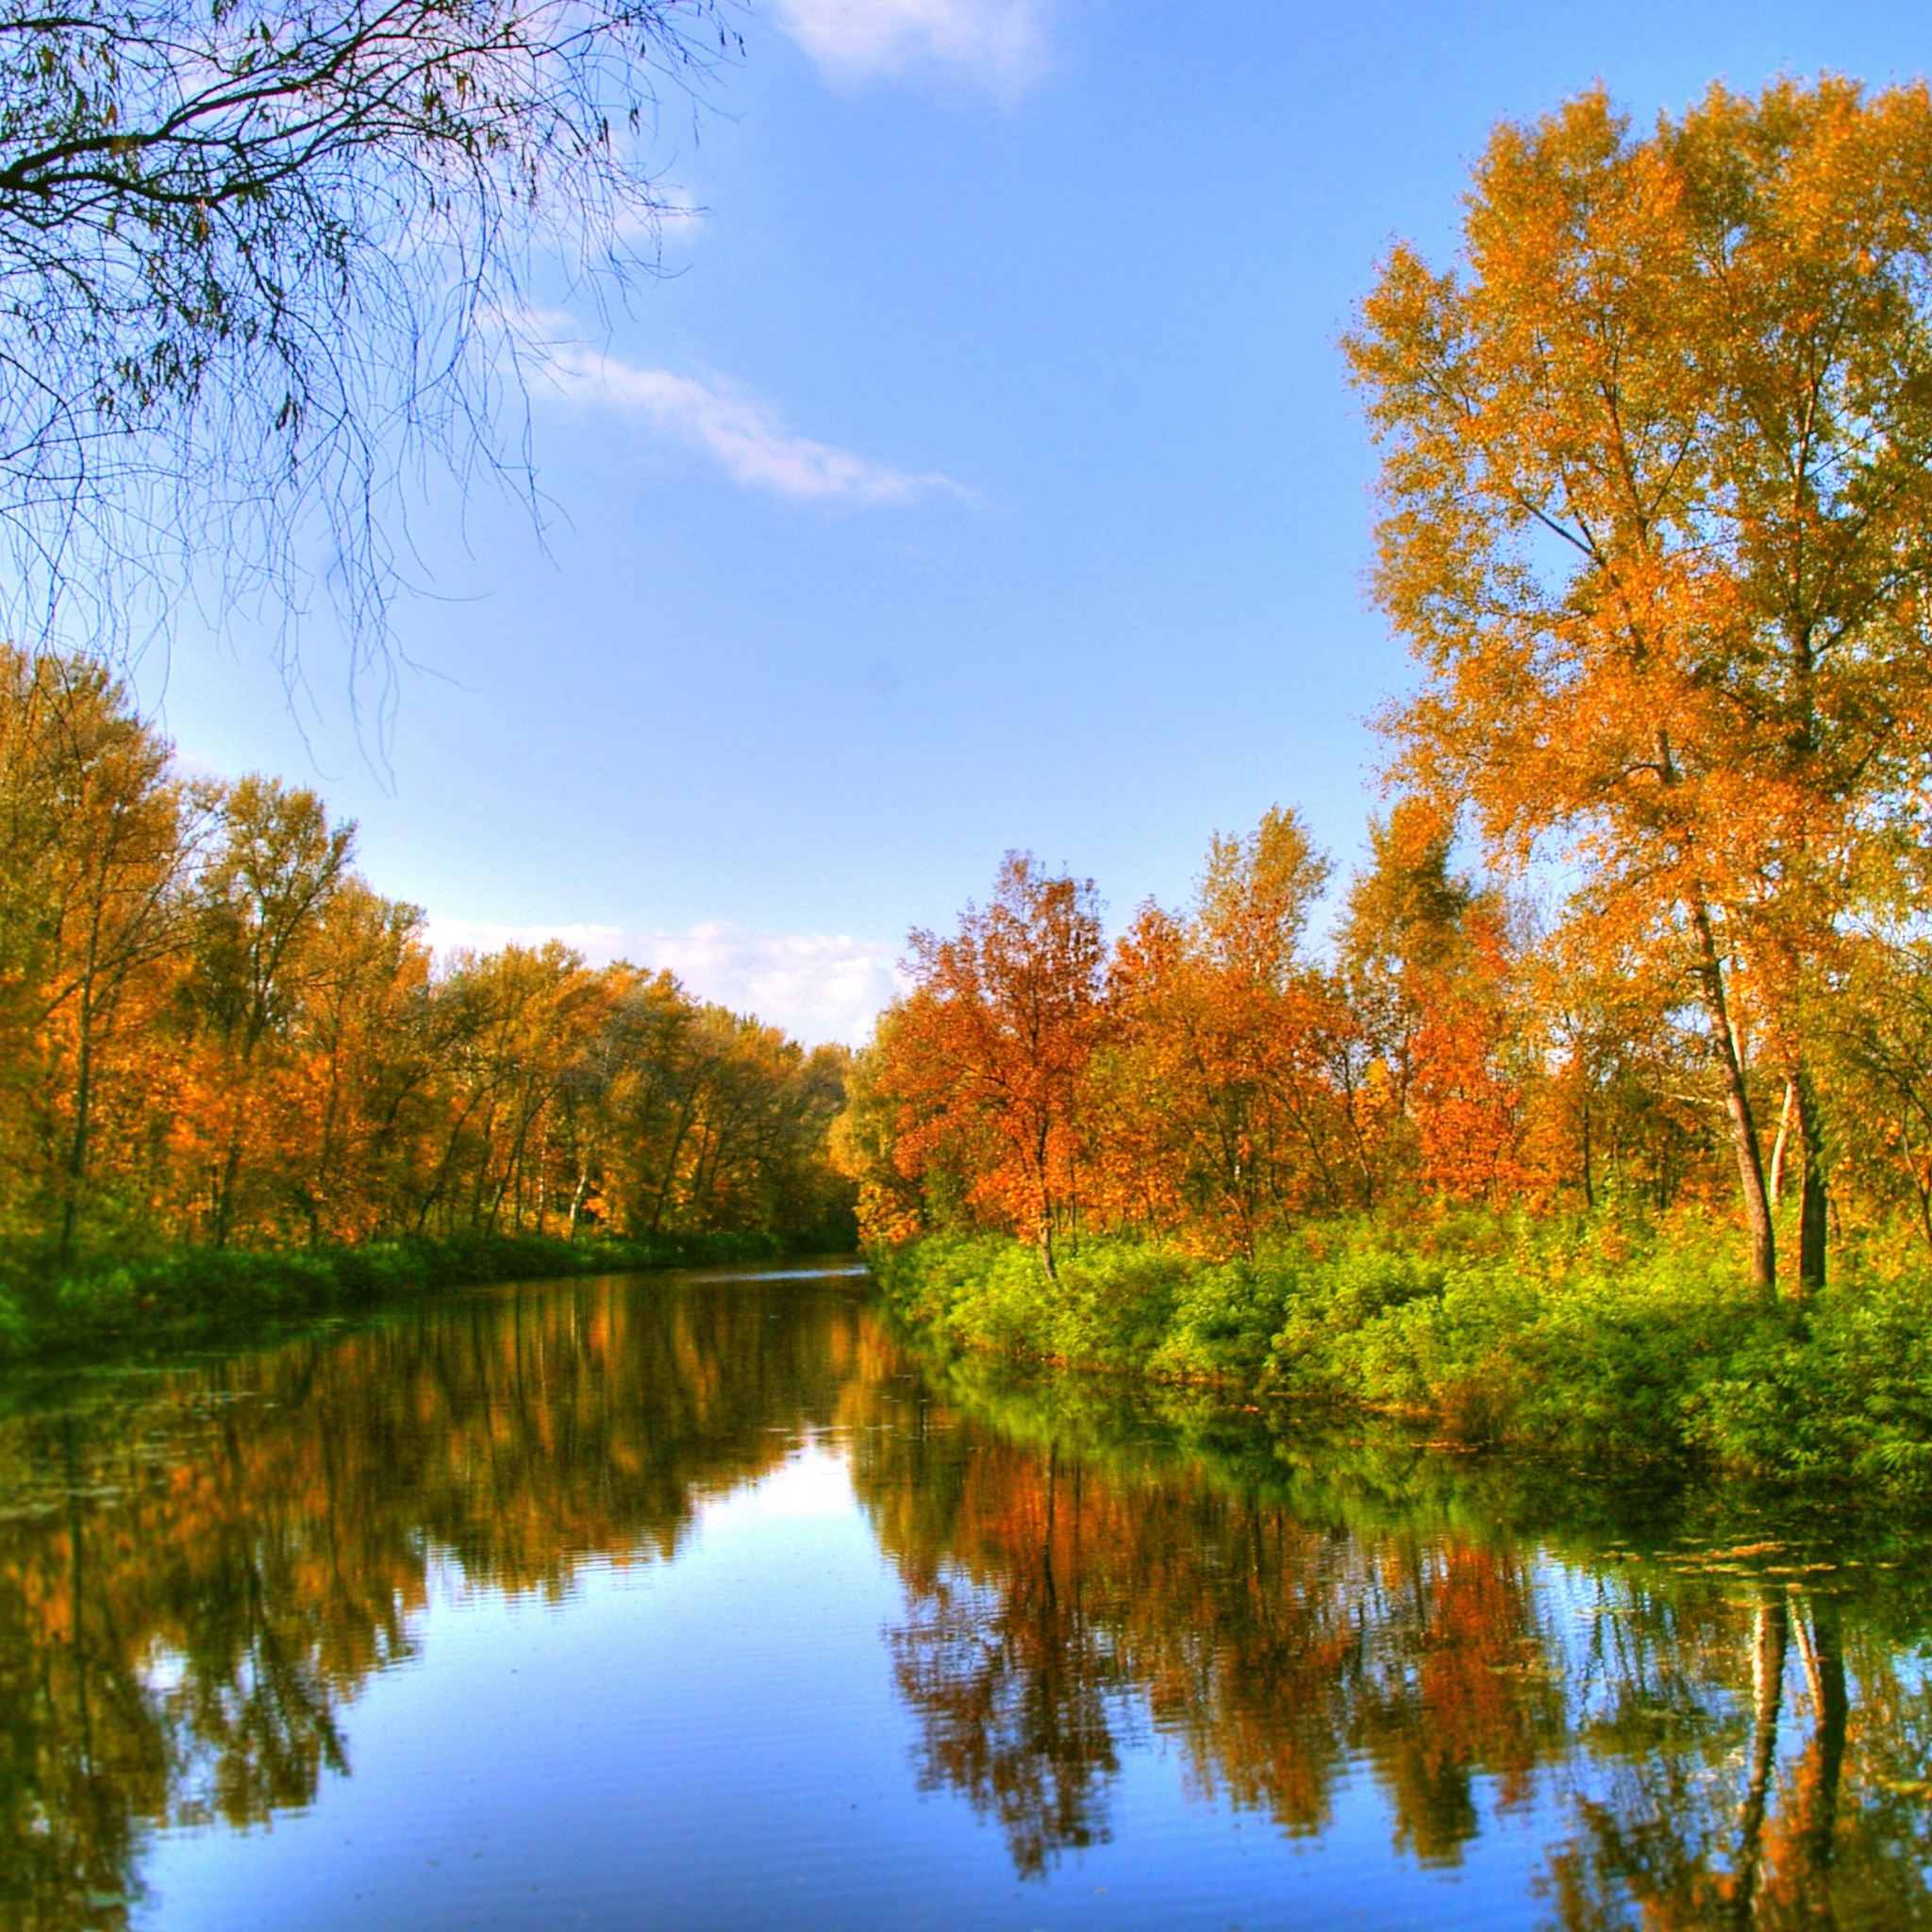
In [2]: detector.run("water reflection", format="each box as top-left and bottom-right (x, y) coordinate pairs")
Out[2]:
(848, 1362), (1932, 1926)
(0, 1274), (866, 1929)
(0, 1270), (1929, 1929)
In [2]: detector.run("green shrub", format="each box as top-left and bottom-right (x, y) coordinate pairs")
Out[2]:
(871, 1214), (1932, 1500)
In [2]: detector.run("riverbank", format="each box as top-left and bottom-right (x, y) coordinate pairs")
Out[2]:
(870, 1218), (1932, 1503)
(0, 1228), (834, 1362)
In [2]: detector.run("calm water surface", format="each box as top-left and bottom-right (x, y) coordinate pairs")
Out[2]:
(3, 1263), (1931, 1929)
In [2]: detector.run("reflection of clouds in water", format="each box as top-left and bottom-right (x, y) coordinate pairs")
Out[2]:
(699, 1445), (857, 1529)
(424, 915), (903, 1045)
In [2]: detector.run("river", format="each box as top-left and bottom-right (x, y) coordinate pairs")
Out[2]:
(0, 1261), (1927, 1928)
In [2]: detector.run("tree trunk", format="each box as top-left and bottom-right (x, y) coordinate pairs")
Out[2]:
(1578, 1062), (1595, 1211)
(1769, 1076), (1795, 1202)
(1691, 900), (1775, 1294)
(1795, 1064), (1829, 1297)
(211, 1124), (244, 1249)
(1795, 1598), (1848, 1899)
(1732, 1594), (1789, 1928)
(57, 991), (94, 1263)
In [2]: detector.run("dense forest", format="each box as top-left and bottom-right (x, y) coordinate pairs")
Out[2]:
(841, 803), (1932, 1283)
(843, 79), (1932, 1307)
(0, 646), (855, 1279)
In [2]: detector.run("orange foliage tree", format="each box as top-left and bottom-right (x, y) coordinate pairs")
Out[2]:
(1100, 808), (1368, 1251)
(1347, 77), (1932, 1293)
(871, 855), (1104, 1277)
(0, 648), (200, 1256)
(1340, 801), (1533, 1206)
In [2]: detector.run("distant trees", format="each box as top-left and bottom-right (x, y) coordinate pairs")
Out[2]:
(1345, 76), (1932, 1293)
(0, 647), (853, 1263)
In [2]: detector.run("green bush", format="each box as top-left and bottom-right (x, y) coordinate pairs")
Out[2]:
(871, 1214), (1932, 1500)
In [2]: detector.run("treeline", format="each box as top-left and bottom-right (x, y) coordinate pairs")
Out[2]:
(0, 647), (855, 1281)
(845, 78), (1932, 1306)
(839, 806), (1932, 1292)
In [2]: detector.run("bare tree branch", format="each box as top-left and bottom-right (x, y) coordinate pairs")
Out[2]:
(0, 0), (731, 715)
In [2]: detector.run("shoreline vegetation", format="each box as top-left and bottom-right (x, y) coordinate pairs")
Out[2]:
(872, 1219), (1932, 1504)
(0, 1229), (852, 1363)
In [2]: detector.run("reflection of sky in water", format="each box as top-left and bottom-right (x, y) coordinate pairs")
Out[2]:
(3, 1270), (1927, 1932)
(138, 1441), (1530, 1931)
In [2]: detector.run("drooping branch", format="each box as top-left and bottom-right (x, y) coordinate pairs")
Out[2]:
(0, 0), (731, 695)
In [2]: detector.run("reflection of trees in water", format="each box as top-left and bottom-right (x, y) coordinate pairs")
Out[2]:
(1546, 1589), (1932, 1929)
(851, 1409), (1568, 1873)
(849, 1391), (1932, 1920)
(886, 1451), (1129, 1876)
(0, 1275), (867, 1931)
(8, 1289), (1932, 1930)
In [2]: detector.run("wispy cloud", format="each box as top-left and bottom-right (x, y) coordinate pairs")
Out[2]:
(424, 917), (905, 1046)
(768, 0), (1049, 96)
(536, 339), (955, 505)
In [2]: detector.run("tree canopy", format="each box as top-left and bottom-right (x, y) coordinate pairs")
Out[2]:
(1345, 76), (1932, 1291)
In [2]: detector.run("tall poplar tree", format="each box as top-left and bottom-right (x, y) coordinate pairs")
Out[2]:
(1346, 77), (1932, 1293)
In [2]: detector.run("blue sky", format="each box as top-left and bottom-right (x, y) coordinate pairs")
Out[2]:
(136, 0), (1931, 1043)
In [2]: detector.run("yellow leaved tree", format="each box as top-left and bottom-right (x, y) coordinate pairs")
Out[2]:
(1347, 77), (1932, 1293)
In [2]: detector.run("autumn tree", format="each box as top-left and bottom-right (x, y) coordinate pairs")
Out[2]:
(878, 855), (1105, 1279)
(1339, 800), (1529, 1205)
(1346, 77), (1932, 1291)
(1520, 925), (1718, 1216)
(406, 941), (606, 1236)
(1100, 808), (1365, 1251)
(0, 648), (199, 1255)
(833, 1007), (938, 1248)
(283, 881), (439, 1243)
(1811, 933), (1932, 1253)
(181, 776), (355, 1243)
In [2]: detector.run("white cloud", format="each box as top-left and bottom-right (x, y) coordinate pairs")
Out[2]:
(537, 340), (955, 505)
(423, 917), (905, 1047)
(767, 0), (1048, 94)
